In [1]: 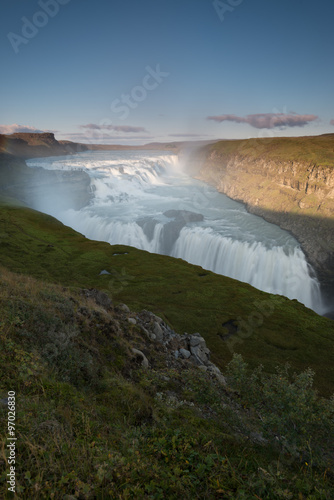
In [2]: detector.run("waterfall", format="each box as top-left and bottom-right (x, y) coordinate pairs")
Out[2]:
(27, 150), (324, 313)
(171, 226), (322, 311)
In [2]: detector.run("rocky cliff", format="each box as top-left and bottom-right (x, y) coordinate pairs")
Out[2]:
(188, 134), (334, 296)
(0, 132), (88, 157)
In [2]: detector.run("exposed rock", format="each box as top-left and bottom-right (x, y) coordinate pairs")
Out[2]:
(131, 348), (149, 369)
(189, 334), (206, 348)
(179, 348), (191, 359)
(134, 308), (224, 380)
(82, 289), (112, 310)
(128, 318), (137, 325)
(163, 209), (204, 222)
(0, 132), (88, 158)
(117, 303), (130, 313)
(188, 137), (334, 296)
(153, 321), (163, 341)
(190, 345), (209, 365)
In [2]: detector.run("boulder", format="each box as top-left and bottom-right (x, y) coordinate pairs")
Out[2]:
(132, 348), (149, 369)
(153, 321), (164, 341)
(118, 303), (130, 313)
(189, 335), (206, 348)
(190, 345), (209, 365)
(179, 348), (191, 359)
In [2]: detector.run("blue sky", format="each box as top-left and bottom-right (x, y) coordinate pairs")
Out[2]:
(1, 0), (334, 144)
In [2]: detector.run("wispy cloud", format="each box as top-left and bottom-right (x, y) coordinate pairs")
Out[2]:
(80, 123), (148, 133)
(168, 133), (209, 138)
(0, 124), (53, 134)
(330, 119), (334, 126)
(207, 113), (318, 129)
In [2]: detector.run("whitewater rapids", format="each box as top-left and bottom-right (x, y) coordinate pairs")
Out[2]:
(27, 150), (323, 313)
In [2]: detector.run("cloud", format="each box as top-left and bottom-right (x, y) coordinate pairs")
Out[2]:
(0, 123), (51, 134)
(80, 123), (148, 133)
(207, 113), (318, 129)
(168, 133), (209, 138)
(330, 119), (334, 126)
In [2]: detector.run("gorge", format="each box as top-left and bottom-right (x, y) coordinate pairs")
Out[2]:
(1, 132), (333, 315)
(25, 149), (325, 314)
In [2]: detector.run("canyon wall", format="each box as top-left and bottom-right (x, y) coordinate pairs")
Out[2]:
(187, 135), (334, 294)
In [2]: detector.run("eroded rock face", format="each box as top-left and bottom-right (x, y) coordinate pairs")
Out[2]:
(0, 132), (88, 158)
(189, 141), (334, 297)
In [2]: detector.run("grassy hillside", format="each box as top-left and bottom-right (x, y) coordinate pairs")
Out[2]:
(0, 196), (334, 497)
(0, 264), (333, 499)
(0, 196), (333, 397)
(208, 134), (334, 166)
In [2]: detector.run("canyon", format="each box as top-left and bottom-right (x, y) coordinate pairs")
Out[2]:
(187, 135), (334, 299)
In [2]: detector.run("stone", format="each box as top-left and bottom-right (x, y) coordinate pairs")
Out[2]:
(82, 288), (112, 310)
(174, 350), (179, 359)
(118, 303), (130, 313)
(189, 335), (206, 348)
(153, 321), (163, 341)
(198, 365), (208, 372)
(214, 372), (227, 385)
(179, 348), (191, 359)
(128, 318), (137, 325)
(140, 326), (150, 337)
(190, 345), (209, 364)
(99, 269), (111, 275)
(207, 364), (220, 374)
(132, 348), (149, 369)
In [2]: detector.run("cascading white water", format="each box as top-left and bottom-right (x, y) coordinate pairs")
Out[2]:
(171, 227), (320, 310)
(27, 150), (324, 313)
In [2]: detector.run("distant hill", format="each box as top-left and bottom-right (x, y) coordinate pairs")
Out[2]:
(0, 132), (220, 157)
(0, 132), (88, 158)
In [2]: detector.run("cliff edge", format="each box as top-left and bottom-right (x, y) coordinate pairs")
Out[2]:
(0, 132), (88, 157)
(189, 134), (334, 295)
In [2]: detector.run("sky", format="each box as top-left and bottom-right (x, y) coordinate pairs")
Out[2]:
(1, 0), (334, 145)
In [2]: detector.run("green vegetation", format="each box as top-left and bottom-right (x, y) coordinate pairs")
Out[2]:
(209, 134), (334, 166)
(0, 195), (333, 497)
(0, 266), (333, 498)
(0, 197), (333, 396)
